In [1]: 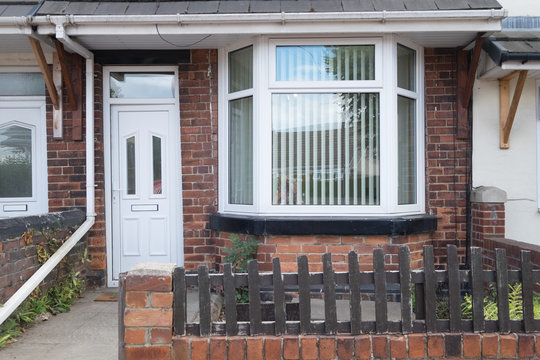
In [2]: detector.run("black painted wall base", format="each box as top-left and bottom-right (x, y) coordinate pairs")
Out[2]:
(209, 213), (437, 236)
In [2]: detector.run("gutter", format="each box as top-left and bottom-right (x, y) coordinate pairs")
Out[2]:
(29, 9), (506, 25)
(0, 24), (95, 326)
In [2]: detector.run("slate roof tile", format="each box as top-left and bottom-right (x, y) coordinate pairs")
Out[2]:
(125, 2), (158, 15)
(94, 2), (128, 15)
(156, 2), (188, 15)
(1, 4), (33, 16)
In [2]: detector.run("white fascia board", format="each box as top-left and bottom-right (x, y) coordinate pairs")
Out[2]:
(502, 61), (540, 70)
(32, 10), (505, 36)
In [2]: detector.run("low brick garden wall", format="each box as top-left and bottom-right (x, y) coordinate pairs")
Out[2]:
(0, 209), (87, 303)
(172, 333), (540, 359)
(120, 262), (540, 360)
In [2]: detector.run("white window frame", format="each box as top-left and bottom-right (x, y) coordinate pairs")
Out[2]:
(536, 78), (540, 212)
(219, 35), (425, 217)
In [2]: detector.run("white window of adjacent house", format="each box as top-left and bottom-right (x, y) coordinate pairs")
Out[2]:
(219, 36), (424, 216)
(0, 70), (47, 218)
(537, 79), (540, 212)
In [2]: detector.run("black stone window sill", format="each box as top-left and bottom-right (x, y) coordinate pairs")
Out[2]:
(209, 213), (437, 236)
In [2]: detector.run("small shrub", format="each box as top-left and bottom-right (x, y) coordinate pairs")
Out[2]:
(223, 234), (259, 303)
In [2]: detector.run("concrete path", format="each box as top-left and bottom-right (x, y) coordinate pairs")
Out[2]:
(0, 288), (118, 360)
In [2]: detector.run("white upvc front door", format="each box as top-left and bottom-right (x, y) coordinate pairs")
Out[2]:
(110, 104), (182, 280)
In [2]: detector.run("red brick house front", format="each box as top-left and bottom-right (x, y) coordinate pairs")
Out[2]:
(0, 0), (506, 286)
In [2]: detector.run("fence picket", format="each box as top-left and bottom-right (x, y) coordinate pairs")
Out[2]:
(423, 245), (437, 332)
(348, 251), (362, 335)
(447, 245), (461, 332)
(373, 248), (388, 333)
(298, 255), (311, 334)
(248, 259), (262, 335)
(198, 266), (211, 336)
(399, 246), (412, 333)
(323, 253), (337, 334)
(273, 258), (286, 335)
(496, 248), (510, 332)
(173, 267), (186, 336)
(470, 247), (485, 332)
(223, 263), (237, 336)
(521, 250), (534, 332)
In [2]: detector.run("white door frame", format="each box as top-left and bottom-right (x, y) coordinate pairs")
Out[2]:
(103, 66), (183, 287)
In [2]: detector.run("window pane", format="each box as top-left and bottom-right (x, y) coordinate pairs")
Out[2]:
(397, 44), (416, 91)
(398, 96), (416, 205)
(272, 93), (380, 206)
(126, 136), (136, 195)
(0, 73), (45, 96)
(276, 45), (375, 82)
(229, 46), (253, 93)
(229, 97), (253, 204)
(152, 136), (162, 195)
(110, 73), (174, 98)
(0, 125), (32, 198)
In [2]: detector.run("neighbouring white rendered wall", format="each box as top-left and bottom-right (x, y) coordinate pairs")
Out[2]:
(498, 0), (540, 16)
(472, 77), (540, 245)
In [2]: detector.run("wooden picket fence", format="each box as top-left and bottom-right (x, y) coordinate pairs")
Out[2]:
(173, 245), (540, 336)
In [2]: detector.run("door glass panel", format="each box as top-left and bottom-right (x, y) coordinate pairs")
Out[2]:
(0, 125), (32, 198)
(126, 136), (136, 195)
(110, 73), (174, 98)
(0, 73), (45, 96)
(152, 136), (162, 195)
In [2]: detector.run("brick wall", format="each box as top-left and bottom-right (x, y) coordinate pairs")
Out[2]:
(121, 263), (175, 360)
(45, 63), (106, 286)
(0, 210), (87, 302)
(179, 49), (219, 271)
(172, 333), (540, 360)
(424, 48), (470, 267)
(215, 232), (432, 272)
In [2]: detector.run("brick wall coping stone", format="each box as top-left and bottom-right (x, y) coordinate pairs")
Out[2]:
(0, 209), (85, 241)
(128, 263), (176, 277)
(210, 213), (437, 236)
(471, 186), (507, 203)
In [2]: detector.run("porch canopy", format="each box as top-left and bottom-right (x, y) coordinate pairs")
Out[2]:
(478, 16), (540, 149)
(0, 0), (506, 54)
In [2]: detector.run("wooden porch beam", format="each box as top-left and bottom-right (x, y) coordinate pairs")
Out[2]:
(462, 33), (484, 109)
(29, 37), (59, 110)
(500, 70), (528, 149)
(55, 41), (77, 111)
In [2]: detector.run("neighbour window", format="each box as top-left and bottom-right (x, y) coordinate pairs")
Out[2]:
(220, 38), (423, 216)
(0, 72), (47, 218)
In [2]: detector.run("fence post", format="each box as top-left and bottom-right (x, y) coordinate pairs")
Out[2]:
(399, 246), (412, 333)
(173, 267), (186, 336)
(423, 245), (437, 332)
(447, 245), (462, 332)
(373, 248), (388, 333)
(470, 247), (485, 332)
(521, 250), (534, 332)
(323, 253), (337, 334)
(348, 251), (362, 335)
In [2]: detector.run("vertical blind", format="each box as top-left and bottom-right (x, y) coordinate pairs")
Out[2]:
(276, 45), (375, 82)
(397, 44), (417, 205)
(228, 46), (254, 205)
(272, 93), (380, 206)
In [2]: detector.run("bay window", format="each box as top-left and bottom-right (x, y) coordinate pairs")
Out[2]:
(219, 37), (424, 216)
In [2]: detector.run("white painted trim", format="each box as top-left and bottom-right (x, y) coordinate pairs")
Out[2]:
(537, 79), (540, 212)
(502, 61), (540, 71)
(103, 66), (182, 287)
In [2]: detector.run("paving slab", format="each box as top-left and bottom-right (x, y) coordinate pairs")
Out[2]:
(0, 288), (118, 360)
